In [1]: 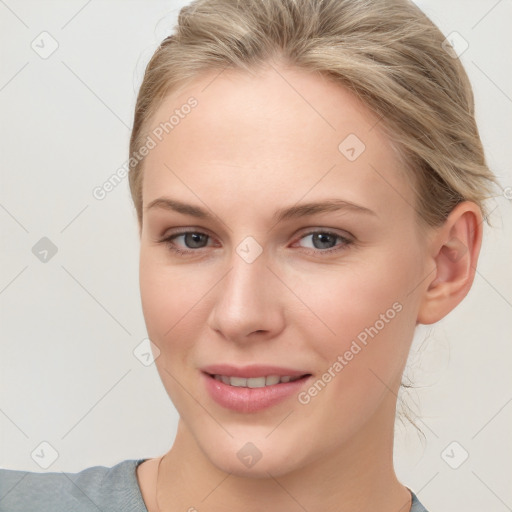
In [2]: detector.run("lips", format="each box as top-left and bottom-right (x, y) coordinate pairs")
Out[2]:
(201, 364), (312, 412)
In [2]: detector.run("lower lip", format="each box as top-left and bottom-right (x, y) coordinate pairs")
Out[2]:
(202, 372), (311, 413)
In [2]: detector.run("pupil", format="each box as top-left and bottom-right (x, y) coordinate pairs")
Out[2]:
(186, 233), (207, 248)
(313, 233), (335, 249)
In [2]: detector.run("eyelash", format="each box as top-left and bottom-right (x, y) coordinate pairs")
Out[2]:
(157, 229), (354, 258)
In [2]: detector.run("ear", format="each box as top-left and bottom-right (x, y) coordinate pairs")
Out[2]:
(417, 201), (483, 325)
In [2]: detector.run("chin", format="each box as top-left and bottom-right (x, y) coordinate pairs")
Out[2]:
(211, 449), (302, 479)
(194, 430), (309, 479)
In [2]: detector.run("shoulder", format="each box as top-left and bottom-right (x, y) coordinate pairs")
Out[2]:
(0, 459), (149, 512)
(409, 488), (430, 512)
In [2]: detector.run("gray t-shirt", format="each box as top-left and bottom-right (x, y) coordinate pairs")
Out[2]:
(0, 458), (429, 511)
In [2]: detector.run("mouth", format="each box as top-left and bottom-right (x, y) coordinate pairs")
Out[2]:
(200, 365), (313, 412)
(205, 373), (311, 388)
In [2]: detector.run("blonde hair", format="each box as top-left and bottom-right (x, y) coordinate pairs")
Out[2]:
(128, 0), (498, 434)
(129, 0), (498, 229)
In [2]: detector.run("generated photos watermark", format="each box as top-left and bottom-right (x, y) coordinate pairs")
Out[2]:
(297, 301), (403, 405)
(92, 96), (198, 201)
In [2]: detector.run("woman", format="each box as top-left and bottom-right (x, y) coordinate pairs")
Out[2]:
(0, 0), (498, 511)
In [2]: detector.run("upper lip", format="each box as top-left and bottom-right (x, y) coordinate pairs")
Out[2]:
(201, 364), (311, 378)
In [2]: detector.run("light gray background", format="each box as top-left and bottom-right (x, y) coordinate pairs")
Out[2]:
(1, 1), (511, 511)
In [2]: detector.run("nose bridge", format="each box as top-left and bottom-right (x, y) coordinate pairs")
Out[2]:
(222, 242), (271, 312)
(209, 237), (282, 339)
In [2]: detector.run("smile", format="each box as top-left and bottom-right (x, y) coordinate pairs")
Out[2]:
(202, 369), (312, 412)
(210, 374), (306, 387)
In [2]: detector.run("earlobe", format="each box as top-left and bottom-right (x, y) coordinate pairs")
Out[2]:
(417, 202), (483, 325)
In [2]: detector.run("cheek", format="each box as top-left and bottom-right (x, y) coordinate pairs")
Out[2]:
(293, 254), (419, 432)
(139, 251), (201, 407)
(299, 247), (420, 368)
(139, 251), (193, 347)
(139, 249), (219, 362)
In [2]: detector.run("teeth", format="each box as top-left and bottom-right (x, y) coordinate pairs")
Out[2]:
(212, 374), (304, 387)
(265, 375), (280, 386)
(230, 376), (247, 387)
(247, 377), (266, 388)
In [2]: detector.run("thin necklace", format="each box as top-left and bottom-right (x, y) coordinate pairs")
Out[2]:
(155, 454), (164, 512)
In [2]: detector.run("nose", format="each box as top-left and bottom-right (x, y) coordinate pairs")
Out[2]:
(206, 245), (286, 344)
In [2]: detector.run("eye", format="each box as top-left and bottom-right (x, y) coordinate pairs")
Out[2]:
(159, 230), (213, 256)
(157, 229), (354, 257)
(293, 230), (353, 256)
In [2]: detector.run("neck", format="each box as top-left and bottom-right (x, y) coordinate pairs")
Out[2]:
(156, 391), (411, 512)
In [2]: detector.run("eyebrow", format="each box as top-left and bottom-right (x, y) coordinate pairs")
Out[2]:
(145, 197), (377, 223)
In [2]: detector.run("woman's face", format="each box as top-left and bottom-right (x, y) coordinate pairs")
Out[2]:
(139, 63), (433, 476)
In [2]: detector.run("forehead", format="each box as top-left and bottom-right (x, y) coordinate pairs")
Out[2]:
(141, 64), (414, 222)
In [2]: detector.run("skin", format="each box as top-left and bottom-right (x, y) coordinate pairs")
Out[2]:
(135, 60), (482, 512)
